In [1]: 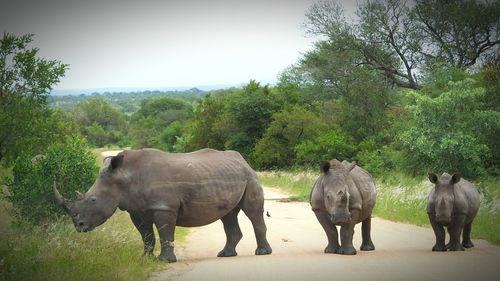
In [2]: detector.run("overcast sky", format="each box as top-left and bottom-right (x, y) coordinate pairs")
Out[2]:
(0, 0), (357, 91)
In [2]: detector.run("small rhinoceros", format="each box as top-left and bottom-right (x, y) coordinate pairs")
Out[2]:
(427, 173), (480, 251)
(53, 148), (272, 262)
(310, 159), (376, 255)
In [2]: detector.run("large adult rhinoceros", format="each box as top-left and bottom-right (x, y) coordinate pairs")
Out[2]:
(53, 148), (272, 262)
(310, 159), (376, 255)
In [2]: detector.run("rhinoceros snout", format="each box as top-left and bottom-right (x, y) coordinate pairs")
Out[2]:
(435, 215), (452, 224)
(331, 213), (351, 224)
(75, 221), (92, 232)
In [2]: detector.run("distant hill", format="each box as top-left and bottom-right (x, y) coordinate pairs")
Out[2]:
(50, 84), (239, 96)
(49, 87), (214, 115)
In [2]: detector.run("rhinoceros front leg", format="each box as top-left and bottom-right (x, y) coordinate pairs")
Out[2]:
(153, 210), (178, 262)
(338, 209), (360, 255)
(313, 210), (340, 253)
(447, 215), (466, 251)
(218, 207), (243, 257)
(428, 213), (446, 251)
(338, 223), (356, 255)
(129, 212), (155, 256)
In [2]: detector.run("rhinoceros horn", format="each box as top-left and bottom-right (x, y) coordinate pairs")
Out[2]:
(53, 181), (72, 212)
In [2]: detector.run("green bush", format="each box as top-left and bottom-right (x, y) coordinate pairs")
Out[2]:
(8, 137), (98, 224)
(400, 79), (495, 178)
(295, 130), (357, 166)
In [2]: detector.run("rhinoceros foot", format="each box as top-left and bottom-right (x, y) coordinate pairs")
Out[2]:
(447, 242), (464, 251)
(158, 253), (177, 263)
(217, 248), (238, 257)
(360, 243), (375, 251)
(462, 240), (474, 248)
(432, 244), (447, 252)
(338, 246), (357, 255)
(255, 245), (272, 255)
(324, 245), (340, 254)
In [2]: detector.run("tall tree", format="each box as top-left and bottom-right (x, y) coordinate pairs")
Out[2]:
(303, 0), (500, 89)
(412, 0), (500, 67)
(0, 33), (67, 163)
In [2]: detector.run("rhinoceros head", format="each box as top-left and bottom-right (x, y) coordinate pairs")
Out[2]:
(320, 160), (356, 224)
(54, 154), (124, 232)
(428, 173), (461, 224)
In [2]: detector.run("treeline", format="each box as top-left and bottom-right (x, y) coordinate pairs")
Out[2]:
(49, 88), (206, 115)
(49, 0), (499, 179)
(2, 0), (499, 183)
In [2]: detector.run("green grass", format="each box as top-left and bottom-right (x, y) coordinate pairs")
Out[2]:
(259, 170), (317, 201)
(258, 170), (500, 245)
(0, 200), (188, 281)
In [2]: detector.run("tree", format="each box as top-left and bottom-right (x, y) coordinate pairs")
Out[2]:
(129, 96), (193, 149)
(185, 91), (229, 150)
(254, 106), (327, 169)
(400, 78), (498, 178)
(295, 130), (357, 166)
(303, 0), (500, 89)
(74, 97), (128, 147)
(0, 33), (67, 164)
(412, 0), (500, 67)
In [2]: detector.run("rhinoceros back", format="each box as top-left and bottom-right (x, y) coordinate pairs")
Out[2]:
(118, 149), (257, 226)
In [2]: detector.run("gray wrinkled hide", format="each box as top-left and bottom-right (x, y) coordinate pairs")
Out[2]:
(310, 159), (376, 255)
(427, 173), (480, 251)
(58, 148), (272, 262)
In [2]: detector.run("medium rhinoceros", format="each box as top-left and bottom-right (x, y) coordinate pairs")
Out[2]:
(53, 148), (272, 262)
(310, 159), (376, 255)
(427, 173), (480, 251)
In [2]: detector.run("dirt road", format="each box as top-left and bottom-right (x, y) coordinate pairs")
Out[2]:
(150, 187), (500, 281)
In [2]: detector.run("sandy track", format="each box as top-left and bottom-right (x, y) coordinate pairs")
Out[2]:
(150, 187), (500, 281)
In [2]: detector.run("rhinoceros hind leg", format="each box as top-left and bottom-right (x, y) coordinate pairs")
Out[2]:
(246, 211), (272, 255)
(462, 222), (474, 248)
(360, 216), (375, 251)
(218, 207), (242, 257)
(241, 179), (272, 256)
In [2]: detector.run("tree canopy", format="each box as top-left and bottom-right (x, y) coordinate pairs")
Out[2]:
(0, 33), (68, 164)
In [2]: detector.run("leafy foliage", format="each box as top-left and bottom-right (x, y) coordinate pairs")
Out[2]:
(74, 98), (128, 147)
(8, 137), (98, 224)
(129, 96), (193, 150)
(302, 0), (499, 89)
(254, 106), (326, 169)
(295, 130), (357, 166)
(0, 33), (68, 164)
(400, 78), (496, 178)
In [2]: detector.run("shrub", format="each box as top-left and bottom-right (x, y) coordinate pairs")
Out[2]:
(295, 130), (357, 166)
(399, 79), (495, 178)
(8, 137), (98, 224)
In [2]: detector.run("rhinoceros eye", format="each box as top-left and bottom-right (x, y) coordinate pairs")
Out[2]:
(89, 197), (97, 203)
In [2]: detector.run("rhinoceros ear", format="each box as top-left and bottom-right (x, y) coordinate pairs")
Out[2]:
(347, 161), (356, 172)
(450, 173), (461, 184)
(428, 173), (438, 183)
(320, 161), (331, 174)
(75, 191), (85, 200)
(109, 154), (124, 171)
